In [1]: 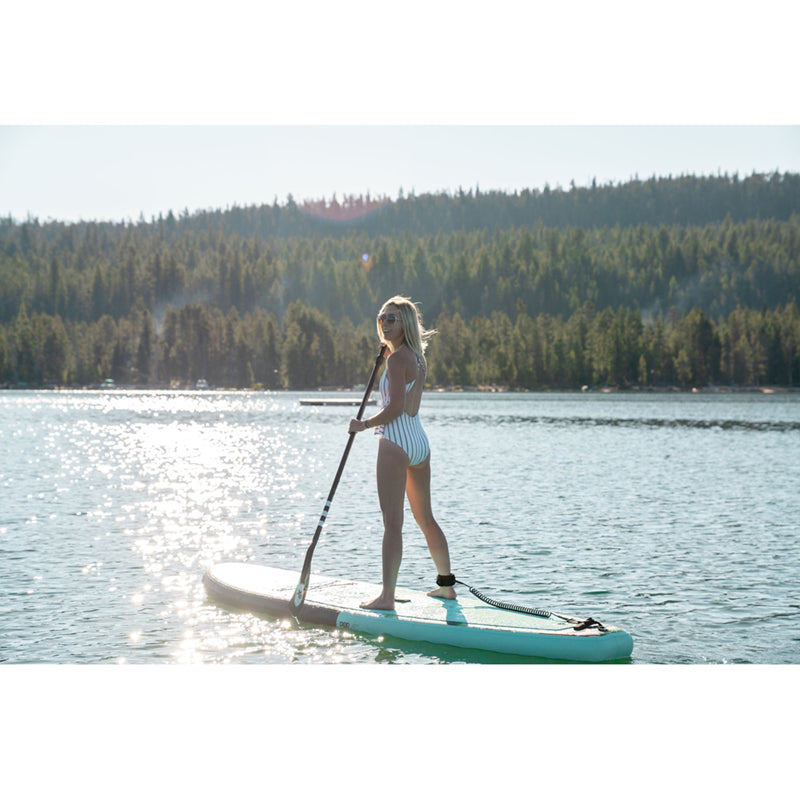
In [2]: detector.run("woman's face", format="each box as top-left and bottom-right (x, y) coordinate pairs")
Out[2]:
(378, 304), (404, 346)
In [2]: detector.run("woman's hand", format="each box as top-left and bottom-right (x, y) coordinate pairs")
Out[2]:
(349, 418), (369, 434)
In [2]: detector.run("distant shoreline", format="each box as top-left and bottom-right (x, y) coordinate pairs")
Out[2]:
(2, 383), (798, 394)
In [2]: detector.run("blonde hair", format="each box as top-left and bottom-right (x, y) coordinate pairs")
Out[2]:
(377, 295), (437, 357)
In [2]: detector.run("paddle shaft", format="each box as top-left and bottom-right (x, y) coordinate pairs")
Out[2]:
(289, 344), (387, 612)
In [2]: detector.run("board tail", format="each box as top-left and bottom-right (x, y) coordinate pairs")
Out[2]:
(456, 578), (608, 631)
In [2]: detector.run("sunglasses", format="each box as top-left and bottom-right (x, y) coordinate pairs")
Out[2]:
(377, 313), (400, 324)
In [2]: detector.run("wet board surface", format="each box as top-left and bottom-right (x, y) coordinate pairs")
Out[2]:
(203, 563), (634, 662)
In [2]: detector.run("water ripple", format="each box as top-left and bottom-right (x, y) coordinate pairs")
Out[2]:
(1, 389), (799, 664)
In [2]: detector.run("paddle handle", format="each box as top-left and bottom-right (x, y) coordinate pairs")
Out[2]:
(290, 343), (387, 611)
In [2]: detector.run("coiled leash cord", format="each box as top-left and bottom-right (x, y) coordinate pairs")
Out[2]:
(436, 574), (607, 632)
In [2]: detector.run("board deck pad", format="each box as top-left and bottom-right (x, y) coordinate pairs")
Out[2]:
(203, 563), (633, 662)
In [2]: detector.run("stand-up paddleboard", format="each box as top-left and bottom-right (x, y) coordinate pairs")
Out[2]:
(203, 563), (633, 662)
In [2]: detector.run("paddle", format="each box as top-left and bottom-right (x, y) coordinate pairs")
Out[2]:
(289, 343), (387, 613)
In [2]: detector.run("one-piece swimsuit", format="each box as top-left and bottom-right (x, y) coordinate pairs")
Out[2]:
(375, 353), (430, 466)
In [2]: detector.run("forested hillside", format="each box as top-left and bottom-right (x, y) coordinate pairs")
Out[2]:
(2, 171), (799, 389)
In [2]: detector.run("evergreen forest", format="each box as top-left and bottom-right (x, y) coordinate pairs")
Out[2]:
(2, 170), (799, 390)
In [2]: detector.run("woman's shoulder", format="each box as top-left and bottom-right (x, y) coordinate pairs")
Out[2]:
(388, 345), (418, 374)
(389, 344), (413, 362)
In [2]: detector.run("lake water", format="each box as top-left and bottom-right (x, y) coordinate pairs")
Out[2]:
(1, 389), (799, 665)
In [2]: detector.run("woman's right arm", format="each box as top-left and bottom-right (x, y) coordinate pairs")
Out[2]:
(349, 352), (406, 433)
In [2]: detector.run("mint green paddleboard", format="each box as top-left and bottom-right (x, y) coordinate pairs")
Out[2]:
(204, 563), (633, 662)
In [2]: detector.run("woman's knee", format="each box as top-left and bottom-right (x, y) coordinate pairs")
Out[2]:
(382, 505), (404, 528)
(412, 509), (439, 535)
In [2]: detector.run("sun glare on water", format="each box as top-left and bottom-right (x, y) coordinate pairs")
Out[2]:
(78, 391), (316, 663)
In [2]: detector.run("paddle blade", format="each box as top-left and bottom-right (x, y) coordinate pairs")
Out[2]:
(290, 579), (307, 610)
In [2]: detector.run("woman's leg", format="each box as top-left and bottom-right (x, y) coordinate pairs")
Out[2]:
(360, 439), (409, 610)
(406, 456), (456, 599)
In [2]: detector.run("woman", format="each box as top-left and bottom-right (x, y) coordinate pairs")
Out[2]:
(349, 295), (456, 610)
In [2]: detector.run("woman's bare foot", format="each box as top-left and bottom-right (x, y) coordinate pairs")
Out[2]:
(360, 595), (395, 611)
(427, 586), (457, 600)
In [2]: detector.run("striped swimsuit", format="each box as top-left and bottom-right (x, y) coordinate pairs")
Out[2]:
(376, 354), (430, 466)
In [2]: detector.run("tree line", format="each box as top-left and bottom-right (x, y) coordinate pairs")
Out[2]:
(3, 299), (798, 390)
(1, 171), (799, 389)
(6, 170), (796, 243)
(2, 207), (799, 329)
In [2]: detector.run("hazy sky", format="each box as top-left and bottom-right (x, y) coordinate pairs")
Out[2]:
(2, 125), (798, 224)
(3, 3), (798, 224)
